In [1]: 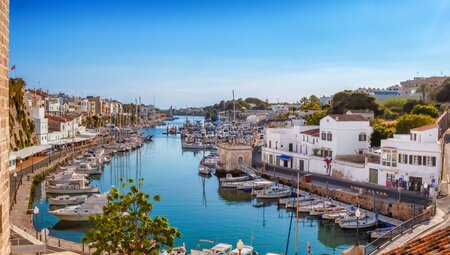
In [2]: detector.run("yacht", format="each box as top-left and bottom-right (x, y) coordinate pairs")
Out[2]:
(75, 163), (102, 175)
(46, 170), (89, 185)
(48, 194), (87, 206)
(255, 186), (291, 199)
(49, 193), (108, 221)
(46, 179), (99, 194)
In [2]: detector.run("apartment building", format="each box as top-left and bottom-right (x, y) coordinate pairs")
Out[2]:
(31, 107), (49, 145)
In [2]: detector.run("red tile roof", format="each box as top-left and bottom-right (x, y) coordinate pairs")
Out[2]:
(383, 226), (450, 255)
(301, 128), (320, 137)
(46, 114), (77, 123)
(410, 123), (438, 132)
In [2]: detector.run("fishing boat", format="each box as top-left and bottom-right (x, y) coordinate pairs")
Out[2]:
(182, 141), (205, 150)
(339, 215), (377, 229)
(236, 180), (272, 191)
(48, 195), (87, 206)
(310, 205), (344, 216)
(46, 179), (99, 194)
(49, 193), (108, 221)
(321, 210), (349, 220)
(255, 186), (291, 199)
(297, 201), (331, 213)
(283, 197), (316, 209)
(219, 174), (249, 183)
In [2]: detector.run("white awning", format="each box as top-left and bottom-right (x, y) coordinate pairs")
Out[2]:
(10, 145), (52, 159)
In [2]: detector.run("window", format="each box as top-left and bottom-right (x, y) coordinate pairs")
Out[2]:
(382, 149), (397, 167)
(299, 160), (305, 171)
(327, 132), (332, 141)
(359, 133), (367, 141)
(269, 140), (271, 148)
(275, 141), (278, 149)
(412, 155), (422, 165)
(289, 143), (293, 152)
(321, 132), (326, 140)
(425, 156), (437, 167)
(398, 154), (408, 164)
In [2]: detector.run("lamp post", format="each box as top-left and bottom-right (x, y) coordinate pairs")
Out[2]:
(237, 239), (243, 255)
(13, 172), (17, 204)
(355, 208), (361, 246)
(33, 206), (40, 239)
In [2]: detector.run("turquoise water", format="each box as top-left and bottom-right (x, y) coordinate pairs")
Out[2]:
(34, 116), (362, 255)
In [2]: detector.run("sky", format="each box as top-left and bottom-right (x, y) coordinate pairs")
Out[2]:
(10, 0), (450, 108)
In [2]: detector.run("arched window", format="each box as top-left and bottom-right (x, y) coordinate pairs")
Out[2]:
(238, 157), (243, 164)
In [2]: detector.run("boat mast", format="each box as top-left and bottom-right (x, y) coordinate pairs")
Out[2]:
(295, 172), (299, 255)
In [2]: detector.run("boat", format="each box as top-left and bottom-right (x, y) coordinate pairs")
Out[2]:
(48, 195), (87, 206)
(75, 163), (102, 175)
(255, 186), (291, 199)
(322, 210), (349, 220)
(160, 243), (186, 255)
(297, 201), (330, 212)
(49, 193), (108, 221)
(230, 244), (254, 255)
(46, 179), (99, 194)
(46, 170), (89, 185)
(198, 165), (213, 175)
(310, 205), (344, 216)
(283, 197), (316, 208)
(236, 180), (272, 191)
(219, 174), (249, 183)
(202, 156), (218, 167)
(182, 141), (205, 150)
(338, 215), (377, 229)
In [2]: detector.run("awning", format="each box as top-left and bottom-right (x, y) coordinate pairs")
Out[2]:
(277, 154), (292, 161)
(10, 145), (52, 159)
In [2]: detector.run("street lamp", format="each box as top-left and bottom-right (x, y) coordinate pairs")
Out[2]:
(33, 206), (40, 239)
(355, 208), (361, 246)
(237, 239), (243, 255)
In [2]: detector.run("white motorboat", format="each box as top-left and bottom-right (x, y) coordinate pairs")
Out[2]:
(255, 186), (291, 199)
(297, 201), (330, 212)
(339, 215), (377, 229)
(236, 180), (272, 191)
(198, 165), (213, 175)
(75, 163), (102, 175)
(46, 179), (99, 194)
(49, 193), (108, 221)
(46, 170), (89, 185)
(182, 141), (205, 150)
(322, 210), (349, 220)
(203, 156), (218, 167)
(310, 204), (344, 216)
(231, 244), (254, 255)
(219, 174), (249, 183)
(48, 195), (87, 206)
(160, 243), (186, 255)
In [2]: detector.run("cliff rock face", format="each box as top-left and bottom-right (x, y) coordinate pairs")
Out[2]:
(9, 78), (37, 150)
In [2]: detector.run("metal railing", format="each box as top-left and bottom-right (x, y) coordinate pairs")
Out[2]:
(364, 206), (435, 255)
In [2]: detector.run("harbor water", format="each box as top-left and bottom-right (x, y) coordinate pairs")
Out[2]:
(34, 116), (364, 255)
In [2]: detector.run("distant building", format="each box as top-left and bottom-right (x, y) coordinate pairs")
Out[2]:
(86, 96), (101, 115)
(319, 95), (332, 106)
(400, 76), (448, 95)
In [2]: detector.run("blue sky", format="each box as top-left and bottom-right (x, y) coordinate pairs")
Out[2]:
(10, 0), (450, 108)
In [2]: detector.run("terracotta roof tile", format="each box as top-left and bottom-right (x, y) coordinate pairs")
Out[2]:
(410, 123), (438, 132)
(300, 128), (320, 137)
(328, 114), (367, 122)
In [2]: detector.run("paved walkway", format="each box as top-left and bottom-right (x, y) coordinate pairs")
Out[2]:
(373, 207), (447, 254)
(10, 149), (94, 254)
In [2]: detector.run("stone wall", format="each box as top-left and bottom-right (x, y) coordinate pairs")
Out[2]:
(0, 0), (9, 254)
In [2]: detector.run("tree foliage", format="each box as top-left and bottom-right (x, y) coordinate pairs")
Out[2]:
(395, 114), (435, 134)
(383, 98), (406, 113)
(411, 104), (440, 118)
(401, 99), (423, 114)
(370, 119), (395, 147)
(328, 91), (383, 116)
(82, 178), (181, 255)
(305, 110), (327, 125)
(434, 78), (450, 102)
(300, 95), (321, 110)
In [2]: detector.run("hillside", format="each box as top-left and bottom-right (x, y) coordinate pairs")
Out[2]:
(9, 78), (37, 150)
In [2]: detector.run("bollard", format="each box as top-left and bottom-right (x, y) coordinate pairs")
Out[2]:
(82, 243), (85, 252)
(58, 239), (61, 247)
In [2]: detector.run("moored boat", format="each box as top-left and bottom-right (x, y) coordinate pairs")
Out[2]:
(48, 194), (87, 206)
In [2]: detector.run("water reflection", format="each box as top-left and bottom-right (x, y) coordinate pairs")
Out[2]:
(217, 188), (252, 204)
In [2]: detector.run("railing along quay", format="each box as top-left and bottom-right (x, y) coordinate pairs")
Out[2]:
(364, 206), (436, 255)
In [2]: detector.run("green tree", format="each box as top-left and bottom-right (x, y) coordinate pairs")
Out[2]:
(83, 178), (181, 255)
(328, 91), (383, 116)
(401, 99), (423, 114)
(370, 119), (394, 147)
(300, 95), (321, 110)
(411, 104), (440, 118)
(305, 110), (327, 125)
(395, 114), (435, 134)
(435, 78), (450, 102)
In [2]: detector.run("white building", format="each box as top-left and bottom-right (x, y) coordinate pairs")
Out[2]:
(31, 107), (48, 145)
(47, 97), (63, 113)
(139, 104), (155, 120)
(319, 115), (372, 157)
(379, 124), (441, 191)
